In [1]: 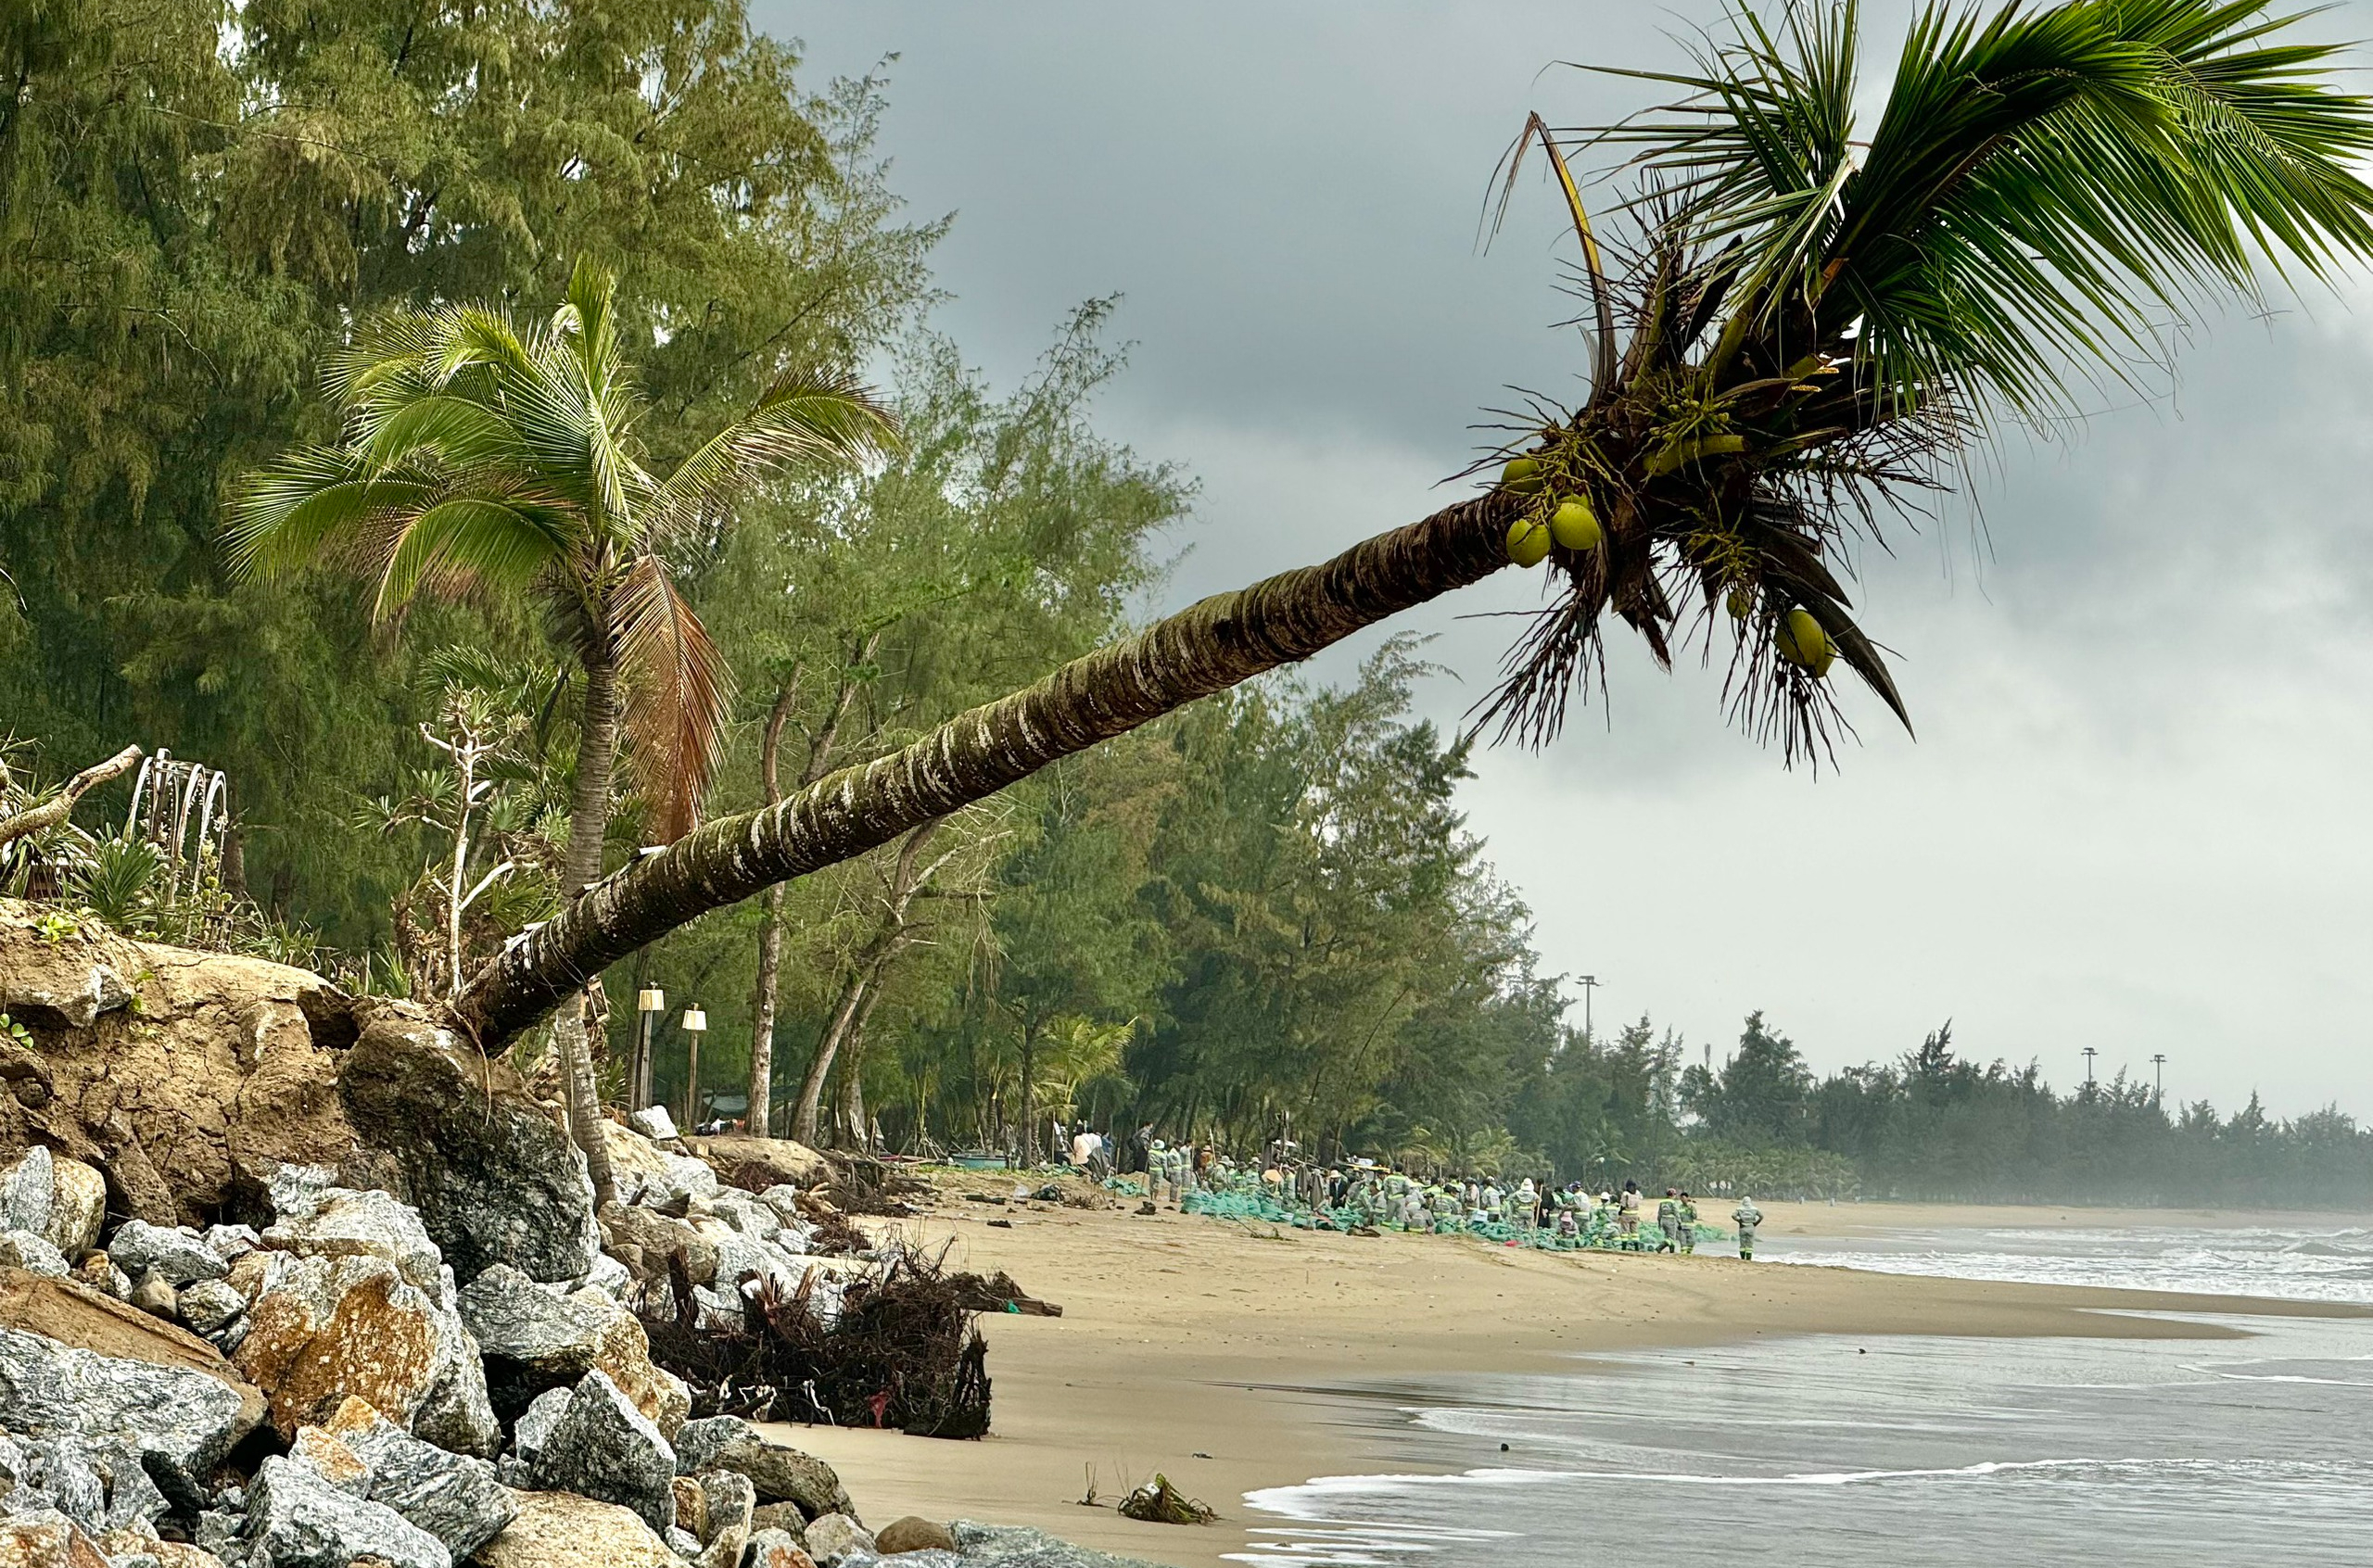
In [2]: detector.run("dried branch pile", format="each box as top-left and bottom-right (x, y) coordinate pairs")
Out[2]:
(641, 1243), (996, 1439)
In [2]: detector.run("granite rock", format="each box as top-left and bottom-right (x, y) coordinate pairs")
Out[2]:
(42, 1164), (105, 1260)
(0, 1234), (67, 1278)
(337, 1017), (598, 1285)
(508, 1389), (570, 1467)
(260, 1189), (444, 1297)
(527, 1372), (675, 1535)
(740, 1533), (817, 1568)
(231, 1254), (496, 1456)
(324, 1397), (517, 1561)
(471, 1490), (677, 1568)
(667, 1421), (849, 1522)
(106, 1226), (225, 1289)
(0, 1323), (255, 1498)
(797, 1516), (871, 1567)
(692, 1472), (751, 1568)
(243, 1454), (446, 1568)
(175, 1282), (245, 1339)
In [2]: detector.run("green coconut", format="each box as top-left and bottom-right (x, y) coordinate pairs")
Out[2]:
(1505, 516), (1554, 567)
(1775, 607), (1835, 677)
(1549, 496), (1601, 551)
(1501, 456), (1545, 494)
(1725, 587), (1753, 621)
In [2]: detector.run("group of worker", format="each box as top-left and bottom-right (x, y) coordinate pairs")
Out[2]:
(1049, 1119), (1771, 1259)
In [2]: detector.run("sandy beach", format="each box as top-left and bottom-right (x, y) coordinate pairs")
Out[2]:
(768, 1189), (2365, 1568)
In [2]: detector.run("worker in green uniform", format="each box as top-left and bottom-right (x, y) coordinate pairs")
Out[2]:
(1732, 1195), (1763, 1261)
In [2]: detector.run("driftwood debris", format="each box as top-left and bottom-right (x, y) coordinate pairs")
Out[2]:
(0, 745), (141, 851)
(1118, 1474), (1217, 1525)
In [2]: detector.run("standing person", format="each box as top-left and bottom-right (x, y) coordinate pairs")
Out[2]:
(1733, 1195), (1763, 1261)
(1130, 1123), (1155, 1176)
(1656, 1188), (1681, 1254)
(1677, 1191), (1699, 1255)
(1618, 1181), (1642, 1241)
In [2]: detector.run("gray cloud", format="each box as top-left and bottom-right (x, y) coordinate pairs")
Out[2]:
(776, 0), (2373, 1118)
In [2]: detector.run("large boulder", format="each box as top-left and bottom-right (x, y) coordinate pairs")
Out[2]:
(0, 1146), (105, 1258)
(0, 1268), (265, 1426)
(455, 1266), (685, 1435)
(324, 1398), (518, 1561)
(667, 1420), (850, 1522)
(243, 1454), (447, 1568)
(526, 1372), (675, 1535)
(0, 903), (362, 1229)
(260, 1186), (444, 1294)
(337, 1016), (597, 1284)
(0, 1321), (258, 1501)
(470, 1491), (676, 1568)
(231, 1254), (497, 1456)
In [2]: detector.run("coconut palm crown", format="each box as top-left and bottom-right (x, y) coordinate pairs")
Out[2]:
(226, 258), (898, 854)
(1481, 0), (2373, 757)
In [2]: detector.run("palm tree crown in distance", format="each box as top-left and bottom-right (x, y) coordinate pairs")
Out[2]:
(440, 0), (2373, 1049)
(229, 258), (895, 1189)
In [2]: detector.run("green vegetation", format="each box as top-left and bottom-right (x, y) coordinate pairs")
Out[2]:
(5, 0), (2373, 1208)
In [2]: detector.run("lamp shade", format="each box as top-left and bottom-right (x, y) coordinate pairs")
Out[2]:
(681, 1007), (707, 1032)
(637, 988), (666, 1012)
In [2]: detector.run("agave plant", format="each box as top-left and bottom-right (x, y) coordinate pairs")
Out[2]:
(1477, 0), (2373, 754)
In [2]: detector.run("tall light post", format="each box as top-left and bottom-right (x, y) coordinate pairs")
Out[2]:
(2082, 1045), (2098, 1088)
(679, 1006), (708, 1132)
(2151, 1053), (2166, 1103)
(1578, 975), (1599, 1041)
(632, 987), (664, 1112)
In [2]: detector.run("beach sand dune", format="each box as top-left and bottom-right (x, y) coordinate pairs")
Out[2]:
(772, 1192), (2361, 1568)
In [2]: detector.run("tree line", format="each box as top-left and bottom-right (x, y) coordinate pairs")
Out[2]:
(1509, 1012), (2373, 1208)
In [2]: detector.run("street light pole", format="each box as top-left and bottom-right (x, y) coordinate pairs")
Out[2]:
(2082, 1045), (2098, 1088)
(632, 987), (664, 1112)
(679, 1006), (708, 1132)
(2151, 1053), (2166, 1102)
(1579, 975), (1599, 1041)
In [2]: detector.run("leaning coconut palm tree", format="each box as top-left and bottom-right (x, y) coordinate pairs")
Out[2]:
(457, 0), (2373, 1050)
(227, 259), (895, 1198)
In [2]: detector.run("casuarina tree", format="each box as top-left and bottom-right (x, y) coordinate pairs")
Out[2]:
(227, 259), (895, 1196)
(437, 0), (2373, 1049)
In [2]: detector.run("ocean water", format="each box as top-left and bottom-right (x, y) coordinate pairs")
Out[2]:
(1234, 1223), (2373, 1567)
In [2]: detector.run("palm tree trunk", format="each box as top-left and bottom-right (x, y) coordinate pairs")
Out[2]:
(552, 630), (623, 1206)
(745, 681), (798, 1138)
(458, 493), (1511, 1049)
(785, 818), (940, 1145)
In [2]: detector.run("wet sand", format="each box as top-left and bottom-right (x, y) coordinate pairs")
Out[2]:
(770, 1193), (2364, 1568)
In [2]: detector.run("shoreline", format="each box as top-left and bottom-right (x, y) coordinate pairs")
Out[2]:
(773, 1195), (2367, 1568)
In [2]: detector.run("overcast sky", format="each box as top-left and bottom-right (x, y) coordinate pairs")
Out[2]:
(769, 0), (2373, 1119)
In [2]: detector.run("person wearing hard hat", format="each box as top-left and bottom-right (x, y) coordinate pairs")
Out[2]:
(1733, 1195), (1764, 1261)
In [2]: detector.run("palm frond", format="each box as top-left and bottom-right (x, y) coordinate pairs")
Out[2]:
(1478, 0), (2373, 758)
(613, 554), (734, 842)
(644, 365), (899, 541)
